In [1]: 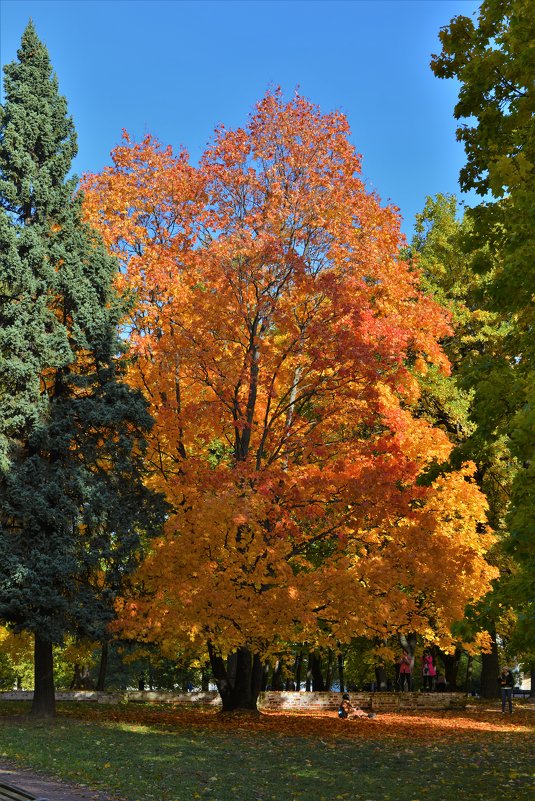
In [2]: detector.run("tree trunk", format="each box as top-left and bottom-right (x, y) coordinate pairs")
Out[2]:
(70, 663), (94, 690)
(294, 650), (303, 691)
(201, 664), (210, 692)
(31, 634), (55, 718)
(439, 647), (462, 691)
(480, 627), (500, 698)
(208, 642), (262, 711)
(465, 655), (473, 693)
(530, 666), (535, 698)
(325, 648), (334, 691)
(305, 652), (312, 691)
(70, 663), (80, 689)
(261, 662), (269, 691)
(310, 651), (325, 691)
(374, 638), (387, 690)
(399, 633), (417, 658)
(96, 640), (108, 691)
(375, 664), (388, 690)
(337, 650), (345, 693)
(270, 659), (283, 690)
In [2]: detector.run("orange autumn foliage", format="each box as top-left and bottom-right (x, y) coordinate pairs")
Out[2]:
(58, 703), (535, 742)
(83, 91), (497, 660)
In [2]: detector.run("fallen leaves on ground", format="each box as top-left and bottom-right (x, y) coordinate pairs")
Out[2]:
(0, 702), (533, 801)
(53, 700), (535, 741)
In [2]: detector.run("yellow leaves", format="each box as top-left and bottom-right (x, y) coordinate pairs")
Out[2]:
(0, 628), (33, 661)
(414, 355), (428, 375)
(82, 92), (497, 661)
(61, 637), (98, 667)
(466, 630), (494, 655)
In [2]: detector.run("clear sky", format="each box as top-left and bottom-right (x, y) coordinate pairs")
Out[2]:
(0, 0), (481, 238)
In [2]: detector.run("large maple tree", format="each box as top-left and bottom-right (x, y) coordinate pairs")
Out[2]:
(84, 92), (496, 710)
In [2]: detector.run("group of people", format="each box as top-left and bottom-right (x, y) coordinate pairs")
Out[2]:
(396, 649), (446, 692)
(338, 648), (442, 720)
(337, 660), (518, 719)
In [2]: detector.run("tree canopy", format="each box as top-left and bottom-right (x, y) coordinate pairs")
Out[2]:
(84, 92), (497, 710)
(432, 0), (535, 652)
(0, 21), (159, 716)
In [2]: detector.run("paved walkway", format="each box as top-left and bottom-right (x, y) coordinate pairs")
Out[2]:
(0, 763), (115, 801)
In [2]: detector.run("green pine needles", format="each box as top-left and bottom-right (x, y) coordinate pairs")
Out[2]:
(0, 21), (162, 716)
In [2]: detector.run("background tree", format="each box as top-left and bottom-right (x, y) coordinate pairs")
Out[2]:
(0, 22), (159, 717)
(85, 91), (497, 712)
(407, 193), (516, 695)
(432, 0), (535, 665)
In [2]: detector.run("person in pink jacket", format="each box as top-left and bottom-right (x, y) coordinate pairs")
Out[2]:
(398, 649), (413, 691)
(422, 650), (437, 691)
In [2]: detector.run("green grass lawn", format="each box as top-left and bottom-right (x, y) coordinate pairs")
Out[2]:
(0, 702), (533, 801)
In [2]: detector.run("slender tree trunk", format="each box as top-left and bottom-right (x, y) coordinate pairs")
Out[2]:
(261, 662), (270, 691)
(96, 640), (109, 691)
(374, 639), (387, 690)
(272, 659), (284, 690)
(337, 651), (345, 693)
(31, 634), (55, 718)
(530, 666), (535, 698)
(375, 664), (387, 690)
(465, 655), (473, 693)
(70, 663), (80, 689)
(208, 642), (263, 711)
(325, 648), (334, 691)
(201, 664), (210, 692)
(480, 627), (500, 698)
(294, 650), (303, 691)
(305, 652), (312, 691)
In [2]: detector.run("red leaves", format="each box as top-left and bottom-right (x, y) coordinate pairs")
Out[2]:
(84, 90), (496, 659)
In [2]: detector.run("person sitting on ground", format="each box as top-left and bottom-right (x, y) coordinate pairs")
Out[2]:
(338, 692), (376, 719)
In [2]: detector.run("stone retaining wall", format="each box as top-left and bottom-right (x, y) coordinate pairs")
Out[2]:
(0, 689), (467, 710)
(260, 691), (467, 711)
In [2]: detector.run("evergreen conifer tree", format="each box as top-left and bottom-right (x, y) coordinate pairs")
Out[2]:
(0, 22), (160, 717)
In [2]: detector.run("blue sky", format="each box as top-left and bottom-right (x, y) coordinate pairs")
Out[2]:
(0, 0), (480, 238)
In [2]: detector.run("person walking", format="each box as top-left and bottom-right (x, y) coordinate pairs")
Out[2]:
(498, 666), (514, 713)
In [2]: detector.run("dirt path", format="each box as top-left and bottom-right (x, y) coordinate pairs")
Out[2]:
(0, 763), (117, 801)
